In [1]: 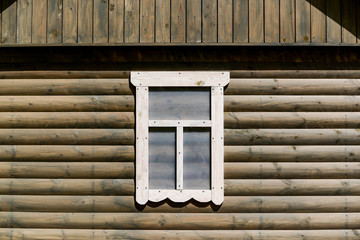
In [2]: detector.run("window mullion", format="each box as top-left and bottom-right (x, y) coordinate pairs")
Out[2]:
(176, 126), (184, 190)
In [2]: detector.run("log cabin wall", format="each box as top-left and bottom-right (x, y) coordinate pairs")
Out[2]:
(1, 0), (359, 45)
(0, 70), (359, 239)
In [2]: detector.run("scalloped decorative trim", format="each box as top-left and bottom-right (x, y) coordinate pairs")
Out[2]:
(149, 190), (212, 203)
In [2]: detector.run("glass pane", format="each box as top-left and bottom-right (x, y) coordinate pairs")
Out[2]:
(149, 128), (176, 189)
(183, 128), (211, 189)
(149, 87), (210, 120)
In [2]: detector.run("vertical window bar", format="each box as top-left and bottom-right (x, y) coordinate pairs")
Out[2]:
(136, 86), (149, 204)
(176, 126), (184, 190)
(211, 86), (224, 205)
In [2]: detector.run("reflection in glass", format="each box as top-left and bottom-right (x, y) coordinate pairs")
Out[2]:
(149, 128), (176, 189)
(149, 87), (210, 120)
(183, 128), (211, 189)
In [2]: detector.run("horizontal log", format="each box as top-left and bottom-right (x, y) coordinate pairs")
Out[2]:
(0, 145), (134, 161)
(226, 78), (360, 95)
(224, 179), (360, 196)
(0, 112), (134, 128)
(224, 96), (360, 112)
(224, 146), (360, 162)
(0, 79), (132, 95)
(225, 162), (360, 178)
(0, 229), (358, 240)
(0, 179), (133, 195)
(0, 178), (358, 196)
(224, 112), (360, 129)
(0, 162), (134, 178)
(0, 212), (360, 229)
(2, 70), (357, 80)
(230, 70), (360, 79)
(1, 196), (360, 213)
(0, 71), (129, 79)
(0, 129), (134, 145)
(224, 129), (360, 145)
(0, 96), (134, 112)
(5, 161), (358, 179)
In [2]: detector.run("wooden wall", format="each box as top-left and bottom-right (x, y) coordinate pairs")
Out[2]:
(0, 71), (360, 239)
(1, 0), (359, 45)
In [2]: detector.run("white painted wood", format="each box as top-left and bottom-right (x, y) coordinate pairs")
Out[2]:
(149, 120), (212, 127)
(149, 190), (211, 202)
(131, 72), (230, 87)
(131, 71), (229, 205)
(211, 86), (224, 205)
(176, 126), (184, 190)
(135, 87), (149, 205)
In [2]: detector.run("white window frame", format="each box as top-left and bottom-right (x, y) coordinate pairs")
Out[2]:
(131, 71), (230, 205)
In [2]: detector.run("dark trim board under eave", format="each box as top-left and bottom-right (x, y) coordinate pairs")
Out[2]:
(0, 45), (360, 71)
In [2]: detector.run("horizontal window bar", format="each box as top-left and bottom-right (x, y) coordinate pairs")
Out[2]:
(149, 120), (212, 127)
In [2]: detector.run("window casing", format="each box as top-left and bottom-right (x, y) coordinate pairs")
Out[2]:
(131, 72), (229, 205)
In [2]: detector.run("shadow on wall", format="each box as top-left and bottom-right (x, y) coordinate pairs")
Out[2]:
(306, 0), (357, 40)
(1, 0), (16, 12)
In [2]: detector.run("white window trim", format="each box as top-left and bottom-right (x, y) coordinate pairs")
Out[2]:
(131, 71), (230, 205)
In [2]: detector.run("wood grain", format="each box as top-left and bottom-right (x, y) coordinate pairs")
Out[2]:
(358, 0), (360, 43)
(230, 70), (360, 79)
(186, 0), (201, 43)
(17, 0), (32, 44)
(78, 0), (93, 43)
(218, 0), (233, 43)
(310, 0), (326, 43)
(0, 212), (360, 229)
(202, 0), (217, 43)
(63, 0), (78, 43)
(280, 0), (295, 43)
(226, 78), (360, 95)
(234, 0), (249, 43)
(0, 78), (132, 95)
(264, 0), (279, 43)
(224, 96), (360, 112)
(342, 0), (357, 43)
(326, 0), (341, 43)
(1, 195), (360, 213)
(125, 0), (139, 42)
(249, 0), (264, 43)
(0, 162), (134, 178)
(1, 0), (17, 44)
(224, 179), (360, 196)
(0, 71), (129, 79)
(0, 179), (134, 195)
(0, 96), (134, 112)
(0, 112), (134, 128)
(155, 0), (170, 42)
(0, 1), (1, 44)
(94, 0), (109, 43)
(171, 0), (186, 43)
(140, 0), (155, 43)
(32, 0), (47, 43)
(224, 129), (360, 146)
(109, 0), (124, 43)
(295, 0), (310, 43)
(224, 145), (360, 162)
(225, 162), (360, 179)
(0, 129), (134, 145)
(0, 229), (358, 240)
(0, 145), (134, 162)
(47, 0), (63, 43)
(224, 112), (360, 128)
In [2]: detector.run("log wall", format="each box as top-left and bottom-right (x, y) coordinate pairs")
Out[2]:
(0, 71), (360, 239)
(1, 0), (359, 45)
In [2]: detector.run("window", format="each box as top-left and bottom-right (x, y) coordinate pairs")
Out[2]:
(131, 72), (229, 205)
